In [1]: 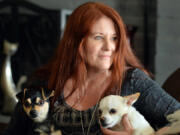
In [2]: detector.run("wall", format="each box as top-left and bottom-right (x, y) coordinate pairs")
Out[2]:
(156, 0), (180, 85)
(28, 0), (119, 10)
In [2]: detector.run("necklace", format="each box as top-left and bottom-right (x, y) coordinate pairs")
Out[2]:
(80, 103), (98, 135)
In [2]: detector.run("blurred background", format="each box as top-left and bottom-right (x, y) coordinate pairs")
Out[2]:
(0, 0), (180, 133)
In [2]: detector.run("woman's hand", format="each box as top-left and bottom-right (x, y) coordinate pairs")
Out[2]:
(150, 126), (169, 135)
(101, 114), (134, 135)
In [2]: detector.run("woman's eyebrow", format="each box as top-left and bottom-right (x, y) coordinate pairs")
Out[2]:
(90, 32), (117, 35)
(90, 32), (103, 35)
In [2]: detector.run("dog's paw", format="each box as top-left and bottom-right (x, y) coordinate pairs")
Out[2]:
(34, 128), (48, 135)
(35, 128), (62, 135)
(167, 110), (180, 122)
(50, 130), (62, 135)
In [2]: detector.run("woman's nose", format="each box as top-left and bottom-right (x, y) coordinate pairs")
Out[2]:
(103, 38), (114, 50)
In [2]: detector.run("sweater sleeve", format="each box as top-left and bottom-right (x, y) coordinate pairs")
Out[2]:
(131, 68), (180, 130)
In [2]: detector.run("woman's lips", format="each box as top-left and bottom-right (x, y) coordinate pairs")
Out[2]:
(99, 55), (111, 59)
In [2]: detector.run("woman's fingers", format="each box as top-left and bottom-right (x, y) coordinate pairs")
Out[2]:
(154, 126), (169, 135)
(122, 114), (134, 134)
(101, 126), (130, 135)
(100, 114), (133, 135)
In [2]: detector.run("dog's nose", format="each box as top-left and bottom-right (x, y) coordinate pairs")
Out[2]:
(100, 117), (107, 127)
(30, 110), (37, 118)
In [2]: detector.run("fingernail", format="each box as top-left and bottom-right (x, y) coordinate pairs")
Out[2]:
(124, 113), (128, 117)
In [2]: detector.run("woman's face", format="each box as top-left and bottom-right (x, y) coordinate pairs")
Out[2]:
(83, 16), (117, 72)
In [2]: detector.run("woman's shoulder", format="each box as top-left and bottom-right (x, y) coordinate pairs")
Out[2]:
(121, 68), (152, 94)
(126, 68), (150, 80)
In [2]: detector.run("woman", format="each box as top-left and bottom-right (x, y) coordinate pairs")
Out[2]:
(3, 2), (180, 135)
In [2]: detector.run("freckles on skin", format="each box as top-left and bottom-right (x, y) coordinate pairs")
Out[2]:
(83, 16), (117, 71)
(84, 42), (101, 62)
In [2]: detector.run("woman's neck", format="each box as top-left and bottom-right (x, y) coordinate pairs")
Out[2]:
(63, 69), (112, 110)
(86, 68), (111, 81)
(83, 69), (112, 97)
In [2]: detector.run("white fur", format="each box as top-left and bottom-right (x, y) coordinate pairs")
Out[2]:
(99, 95), (155, 135)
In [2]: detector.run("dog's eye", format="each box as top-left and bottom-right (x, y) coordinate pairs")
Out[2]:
(109, 108), (116, 114)
(24, 101), (31, 107)
(98, 109), (102, 116)
(37, 100), (44, 106)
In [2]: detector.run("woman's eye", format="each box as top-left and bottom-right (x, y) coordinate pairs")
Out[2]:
(94, 36), (102, 40)
(112, 36), (117, 41)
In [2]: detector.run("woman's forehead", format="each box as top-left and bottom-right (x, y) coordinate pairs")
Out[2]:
(89, 16), (116, 35)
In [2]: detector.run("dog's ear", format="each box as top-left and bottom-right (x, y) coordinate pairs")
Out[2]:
(124, 93), (140, 106)
(16, 88), (27, 103)
(16, 91), (24, 102)
(41, 88), (55, 100)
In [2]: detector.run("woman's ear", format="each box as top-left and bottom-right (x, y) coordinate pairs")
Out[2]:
(124, 92), (140, 106)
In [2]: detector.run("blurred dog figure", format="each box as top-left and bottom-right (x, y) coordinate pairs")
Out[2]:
(16, 87), (62, 135)
(99, 93), (154, 135)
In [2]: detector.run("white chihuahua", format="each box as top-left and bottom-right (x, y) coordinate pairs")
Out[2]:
(99, 93), (155, 135)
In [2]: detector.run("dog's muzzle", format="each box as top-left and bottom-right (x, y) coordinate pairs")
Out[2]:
(30, 110), (38, 118)
(100, 117), (108, 127)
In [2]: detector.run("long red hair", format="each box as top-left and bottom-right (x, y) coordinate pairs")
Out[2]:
(36, 2), (147, 103)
